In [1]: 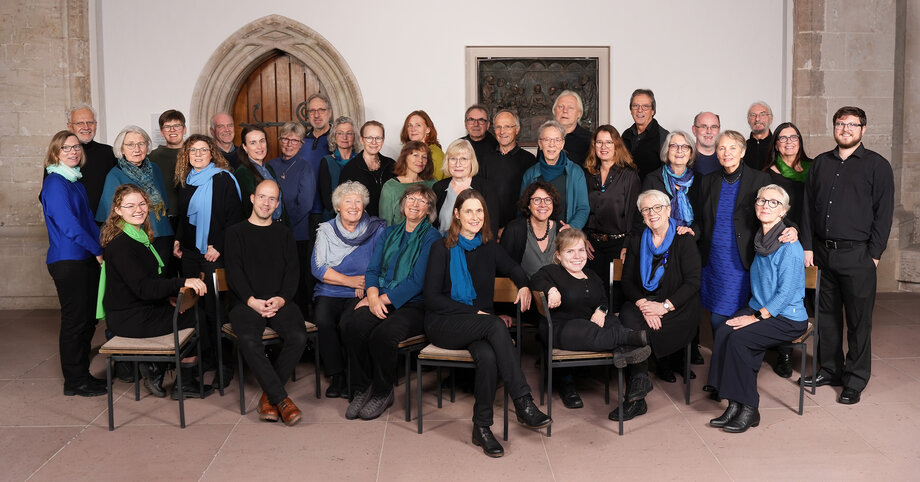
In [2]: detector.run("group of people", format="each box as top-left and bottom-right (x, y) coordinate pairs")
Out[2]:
(40, 90), (893, 456)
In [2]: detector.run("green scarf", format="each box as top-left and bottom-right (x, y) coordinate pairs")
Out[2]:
(378, 218), (433, 291)
(96, 222), (163, 320)
(46, 164), (82, 182)
(774, 155), (812, 183)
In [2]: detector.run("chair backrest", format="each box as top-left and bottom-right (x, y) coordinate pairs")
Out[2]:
(177, 286), (199, 313)
(611, 259), (623, 282)
(533, 290), (548, 318)
(493, 277), (519, 304)
(214, 268), (229, 293)
(804, 265), (818, 290)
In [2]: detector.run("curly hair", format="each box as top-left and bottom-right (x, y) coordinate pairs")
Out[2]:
(175, 134), (230, 187)
(518, 180), (561, 218)
(100, 184), (154, 247)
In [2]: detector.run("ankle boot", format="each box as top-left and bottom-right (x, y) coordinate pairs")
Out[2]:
(722, 404), (760, 433)
(618, 327), (649, 347)
(773, 352), (793, 378)
(139, 362), (166, 398)
(613, 345), (652, 369)
(471, 424), (504, 457)
(513, 393), (552, 429)
(710, 400), (741, 428)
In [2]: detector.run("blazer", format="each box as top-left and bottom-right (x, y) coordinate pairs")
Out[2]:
(433, 176), (500, 235)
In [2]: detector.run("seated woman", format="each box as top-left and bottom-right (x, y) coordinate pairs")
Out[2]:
(399, 110), (445, 180)
(311, 181), (386, 398)
(529, 229), (651, 414)
(424, 189), (550, 458)
(378, 140), (436, 225)
(340, 185), (441, 421)
(99, 184), (210, 398)
(618, 189), (701, 421)
(707, 184), (807, 433)
(500, 181), (563, 277)
(432, 139), (499, 235)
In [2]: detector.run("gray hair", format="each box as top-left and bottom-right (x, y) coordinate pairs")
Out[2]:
(629, 88), (657, 112)
(328, 116), (356, 151)
(209, 111), (233, 131)
(492, 109), (520, 128)
(279, 121), (306, 141)
(538, 120), (565, 140)
(748, 101), (773, 117)
(307, 92), (333, 117)
(552, 90), (584, 122)
(636, 189), (671, 211)
(398, 184), (438, 223)
(716, 130), (747, 151)
(332, 181), (370, 212)
(112, 125), (152, 158)
(660, 130), (697, 167)
(67, 103), (97, 123)
(757, 184), (790, 214)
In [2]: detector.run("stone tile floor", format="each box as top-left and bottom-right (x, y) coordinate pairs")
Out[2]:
(2, 292), (919, 481)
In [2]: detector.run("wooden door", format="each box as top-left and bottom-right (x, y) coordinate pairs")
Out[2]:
(233, 51), (326, 160)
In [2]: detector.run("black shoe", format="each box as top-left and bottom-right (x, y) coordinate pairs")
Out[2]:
(702, 384), (716, 392)
(624, 329), (649, 347)
(171, 378), (214, 400)
(625, 375), (653, 402)
(690, 344), (705, 365)
(346, 387), (371, 420)
(799, 373), (842, 387)
(709, 390), (722, 402)
(709, 400), (741, 428)
(608, 399), (647, 421)
(114, 362), (135, 383)
(87, 375), (107, 389)
(513, 393), (552, 429)
(773, 353), (793, 378)
(212, 364), (234, 389)
(325, 374), (347, 399)
(722, 404), (760, 433)
(63, 381), (106, 397)
(139, 363), (167, 398)
(838, 387), (862, 405)
(613, 345), (652, 369)
(359, 389), (394, 420)
(678, 368), (696, 380)
(655, 363), (676, 383)
(559, 383), (584, 409)
(472, 424), (504, 458)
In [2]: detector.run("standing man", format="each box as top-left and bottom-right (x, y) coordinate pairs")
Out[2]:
(691, 111), (721, 176)
(461, 104), (498, 162)
(744, 102), (774, 170)
(149, 109), (186, 219)
(552, 90), (591, 166)
(801, 106), (894, 405)
(622, 88), (668, 182)
(66, 104), (116, 215)
(210, 112), (239, 168)
(477, 109), (536, 232)
(224, 180), (308, 426)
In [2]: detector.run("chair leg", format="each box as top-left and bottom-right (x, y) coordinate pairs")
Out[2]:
(503, 384), (509, 442)
(539, 352), (546, 405)
(237, 347), (246, 415)
(134, 361), (141, 401)
(685, 342), (692, 405)
(810, 333), (818, 395)
(449, 368), (456, 403)
(176, 356), (186, 429)
(547, 362), (553, 437)
(417, 359), (424, 434)
(404, 351), (412, 422)
(604, 365), (611, 405)
(216, 337), (225, 395)
(798, 342), (806, 415)
(436, 367), (443, 409)
(617, 367), (624, 436)
(107, 357), (115, 431)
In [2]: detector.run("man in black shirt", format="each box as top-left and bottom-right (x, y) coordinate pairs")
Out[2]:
(621, 88), (668, 182)
(743, 101), (774, 170)
(67, 104), (116, 215)
(477, 109), (536, 233)
(461, 104), (498, 162)
(552, 90), (591, 166)
(224, 180), (308, 425)
(800, 106), (894, 405)
(210, 112), (239, 168)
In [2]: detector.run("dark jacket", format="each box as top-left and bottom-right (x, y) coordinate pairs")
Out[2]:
(622, 118), (668, 181)
(500, 217), (562, 263)
(432, 177), (501, 235)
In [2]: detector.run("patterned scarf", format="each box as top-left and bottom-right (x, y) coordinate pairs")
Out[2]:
(117, 157), (167, 221)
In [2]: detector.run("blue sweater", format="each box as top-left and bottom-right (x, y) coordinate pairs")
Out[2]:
(311, 226), (384, 299)
(40, 173), (102, 264)
(268, 154), (317, 241)
(749, 241), (807, 321)
(364, 225), (441, 308)
(519, 158), (589, 229)
(95, 164), (174, 238)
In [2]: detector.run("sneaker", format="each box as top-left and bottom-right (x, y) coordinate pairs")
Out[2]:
(358, 389), (394, 420)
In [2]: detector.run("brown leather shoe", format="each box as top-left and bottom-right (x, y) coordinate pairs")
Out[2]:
(259, 392), (279, 422)
(276, 397), (302, 426)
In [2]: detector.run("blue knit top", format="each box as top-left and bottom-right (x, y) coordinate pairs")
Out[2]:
(749, 241), (807, 321)
(40, 173), (102, 264)
(700, 180), (749, 316)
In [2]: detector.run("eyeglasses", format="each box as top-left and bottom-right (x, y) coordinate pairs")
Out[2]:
(279, 137), (303, 145)
(363, 136), (383, 143)
(530, 197), (553, 205)
(162, 123), (185, 131)
(694, 124), (720, 131)
(639, 204), (668, 216)
(60, 144), (83, 153)
(668, 144), (691, 152)
(777, 135), (800, 143)
(308, 108), (328, 116)
(119, 201), (148, 210)
(124, 141), (148, 150)
(540, 137), (563, 145)
(595, 140), (615, 147)
(69, 121), (96, 128)
(834, 122), (863, 130)
(405, 196), (430, 206)
(748, 112), (771, 119)
(188, 147), (210, 155)
(448, 156), (471, 165)
(465, 117), (488, 124)
(630, 104), (652, 111)
(755, 198), (784, 209)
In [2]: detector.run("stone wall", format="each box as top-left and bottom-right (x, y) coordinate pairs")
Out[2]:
(0, 0), (90, 308)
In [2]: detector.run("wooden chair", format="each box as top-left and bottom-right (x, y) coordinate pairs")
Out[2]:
(212, 268), (321, 415)
(416, 277), (522, 438)
(99, 287), (204, 430)
(788, 265), (820, 415)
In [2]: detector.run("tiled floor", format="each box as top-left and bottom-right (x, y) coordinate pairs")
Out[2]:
(2, 292), (919, 481)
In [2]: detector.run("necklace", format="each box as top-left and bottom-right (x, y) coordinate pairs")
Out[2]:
(280, 159), (298, 180)
(531, 218), (551, 242)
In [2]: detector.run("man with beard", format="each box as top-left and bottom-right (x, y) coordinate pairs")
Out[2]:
(743, 102), (774, 170)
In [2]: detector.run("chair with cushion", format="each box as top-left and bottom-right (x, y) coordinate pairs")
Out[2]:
(100, 287), (204, 430)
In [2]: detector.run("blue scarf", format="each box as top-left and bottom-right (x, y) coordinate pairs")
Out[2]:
(662, 166), (694, 226)
(449, 233), (482, 305)
(46, 164), (82, 182)
(538, 151), (569, 182)
(186, 163), (241, 254)
(640, 221), (676, 292)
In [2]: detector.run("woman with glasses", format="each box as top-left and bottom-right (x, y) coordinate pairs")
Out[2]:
(500, 181), (563, 276)
(340, 185), (441, 420)
(707, 184), (806, 433)
(520, 120), (589, 230)
(319, 116), (359, 221)
(616, 189), (701, 422)
(762, 123), (812, 227)
(236, 126), (284, 221)
(400, 110), (445, 180)
(432, 139), (499, 235)
(340, 121), (395, 217)
(96, 125), (174, 263)
(40, 130), (105, 397)
(378, 141), (437, 225)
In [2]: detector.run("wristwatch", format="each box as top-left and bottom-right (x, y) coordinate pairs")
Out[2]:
(753, 310), (764, 320)
(597, 305), (609, 314)
(662, 300), (673, 311)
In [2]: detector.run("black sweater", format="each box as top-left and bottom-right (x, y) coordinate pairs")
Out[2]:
(339, 152), (396, 217)
(176, 171), (242, 255)
(529, 263), (606, 321)
(223, 221), (299, 306)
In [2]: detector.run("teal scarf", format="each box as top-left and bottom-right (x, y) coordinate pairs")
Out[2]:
(378, 219), (433, 290)
(96, 222), (163, 319)
(117, 157), (167, 221)
(46, 164), (82, 182)
(449, 233), (482, 305)
(538, 151), (569, 182)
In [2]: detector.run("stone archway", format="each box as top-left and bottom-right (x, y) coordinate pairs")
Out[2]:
(189, 14), (364, 135)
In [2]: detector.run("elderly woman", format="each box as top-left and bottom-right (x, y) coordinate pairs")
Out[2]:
(400, 110), (445, 180)
(236, 126), (283, 221)
(379, 141), (436, 225)
(520, 120), (589, 230)
(583, 124), (640, 293)
(707, 185), (807, 433)
(319, 116), (359, 221)
(617, 189), (701, 420)
(99, 184), (210, 398)
(40, 130), (105, 397)
(500, 181), (563, 276)
(529, 229), (651, 413)
(340, 185), (442, 420)
(432, 139), (499, 235)
(173, 134), (242, 387)
(424, 189), (550, 458)
(340, 121), (396, 217)
(311, 181), (386, 398)
(96, 125), (174, 263)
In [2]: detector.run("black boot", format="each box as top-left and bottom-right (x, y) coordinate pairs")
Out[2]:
(513, 393), (552, 429)
(139, 362), (167, 398)
(172, 367), (214, 400)
(325, 373), (347, 398)
(617, 327), (648, 347)
(115, 361), (135, 383)
(613, 345), (652, 369)
(625, 374), (653, 402)
(471, 424), (504, 458)
(608, 399), (648, 421)
(710, 400), (741, 428)
(722, 404), (760, 433)
(773, 350), (793, 378)
(654, 356), (676, 382)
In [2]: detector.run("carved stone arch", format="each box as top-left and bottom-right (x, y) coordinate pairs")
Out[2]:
(189, 15), (364, 135)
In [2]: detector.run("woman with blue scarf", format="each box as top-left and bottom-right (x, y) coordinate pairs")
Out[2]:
(318, 116), (359, 221)
(311, 181), (386, 399)
(40, 130), (105, 397)
(519, 120), (589, 229)
(236, 126), (284, 221)
(174, 134), (242, 388)
(340, 185), (441, 421)
(618, 190), (701, 422)
(96, 125), (174, 263)
(424, 189), (550, 458)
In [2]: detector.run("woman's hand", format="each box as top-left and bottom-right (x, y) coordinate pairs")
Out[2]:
(368, 294), (388, 319)
(619, 247), (627, 263)
(590, 309), (606, 327)
(354, 297), (370, 310)
(354, 288), (365, 299)
(804, 250), (814, 267)
(498, 314), (513, 328)
(726, 315), (758, 330)
(585, 239), (595, 260)
(643, 314), (662, 330)
(204, 245), (220, 262)
(779, 226), (798, 244)
(546, 287), (562, 309)
(184, 278), (208, 296)
(347, 275), (365, 290)
(515, 287), (532, 312)
(173, 240), (182, 259)
(558, 221), (570, 232)
(96, 254), (104, 265)
(640, 301), (667, 317)
(676, 226), (695, 236)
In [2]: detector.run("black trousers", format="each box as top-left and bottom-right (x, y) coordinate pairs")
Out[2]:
(295, 239), (314, 316)
(707, 307), (806, 407)
(179, 249), (221, 361)
(47, 257), (100, 387)
(585, 235), (625, 310)
(312, 296), (356, 377)
(815, 243), (877, 391)
(341, 302), (425, 393)
(425, 313), (531, 427)
(230, 303), (307, 405)
(539, 313), (628, 351)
